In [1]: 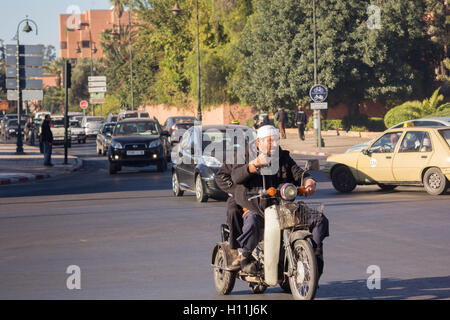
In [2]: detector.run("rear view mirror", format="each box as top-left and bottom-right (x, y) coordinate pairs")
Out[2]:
(305, 159), (320, 171)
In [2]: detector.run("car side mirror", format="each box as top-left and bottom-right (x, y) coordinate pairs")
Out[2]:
(362, 149), (371, 156)
(305, 159), (320, 171)
(161, 130), (170, 137)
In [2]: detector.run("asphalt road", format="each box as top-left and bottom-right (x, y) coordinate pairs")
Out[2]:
(0, 140), (449, 299)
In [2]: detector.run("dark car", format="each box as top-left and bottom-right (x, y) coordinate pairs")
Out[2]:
(5, 118), (27, 140)
(163, 116), (197, 145)
(171, 125), (256, 202)
(96, 122), (116, 156)
(107, 118), (171, 174)
(1, 114), (18, 138)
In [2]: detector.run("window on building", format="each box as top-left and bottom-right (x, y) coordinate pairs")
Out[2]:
(60, 42), (67, 49)
(81, 41), (90, 48)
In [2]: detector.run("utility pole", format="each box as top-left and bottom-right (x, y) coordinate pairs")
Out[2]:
(312, 0), (323, 148)
(129, 10), (134, 111)
(64, 60), (71, 165)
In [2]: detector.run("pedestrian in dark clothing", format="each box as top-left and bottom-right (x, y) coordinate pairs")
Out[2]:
(275, 107), (287, 139)
(295, 105), (307, 140)
(40, 114), (53, 166)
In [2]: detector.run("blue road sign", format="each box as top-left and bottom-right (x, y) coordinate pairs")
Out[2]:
(309, 84), (328, 103)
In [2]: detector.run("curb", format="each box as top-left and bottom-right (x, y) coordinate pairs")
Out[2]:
(0, 173), (50, 185)
(0, 158), (83, 186)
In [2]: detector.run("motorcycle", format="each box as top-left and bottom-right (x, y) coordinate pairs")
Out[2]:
(211, 160), (323, 300)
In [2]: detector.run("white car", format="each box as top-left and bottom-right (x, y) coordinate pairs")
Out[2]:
(81, 116), (105, 138)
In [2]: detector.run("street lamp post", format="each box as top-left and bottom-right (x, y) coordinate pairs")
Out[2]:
(14, 16), (38, 154)
(172, 1), (202, 122)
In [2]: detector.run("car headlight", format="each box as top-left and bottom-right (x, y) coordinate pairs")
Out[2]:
(9, 128), (15, 132)
(200, 156), (222, 168)
(111, 141), (124, 149)
(148, 140), (161, 148)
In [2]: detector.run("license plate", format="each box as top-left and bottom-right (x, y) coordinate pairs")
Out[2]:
(127, 150), (144, 156)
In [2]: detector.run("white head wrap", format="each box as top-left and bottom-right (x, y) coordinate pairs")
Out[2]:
(257, 125), (279, 139)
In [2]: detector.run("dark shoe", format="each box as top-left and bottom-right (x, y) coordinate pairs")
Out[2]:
(44, 163), (54, 167)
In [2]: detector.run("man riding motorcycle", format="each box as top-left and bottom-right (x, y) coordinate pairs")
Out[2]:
(215, 125), (329, 277)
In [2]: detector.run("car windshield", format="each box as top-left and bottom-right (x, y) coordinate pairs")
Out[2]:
(86, 117), (104, 122)
(8, 120), (26, 126)
(201, 129), (256, 151)
(123, 112), (138, 119)
(70, 121), (81, 128)
(439, 129), (450, 148)
(114, 121), (159, 136)
(52, 119), (65, 126)
(175, 117), (195, 124)
(103, 124), (115, 134)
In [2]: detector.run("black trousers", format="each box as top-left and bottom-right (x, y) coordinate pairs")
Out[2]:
(298, 123), (305, 140)
(226, 196), (244, 249)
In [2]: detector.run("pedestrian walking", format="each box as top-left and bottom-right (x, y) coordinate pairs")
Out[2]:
(40, 114), (54, 166)
(275, 106), (287, 139)
(295, 104), (307, 140)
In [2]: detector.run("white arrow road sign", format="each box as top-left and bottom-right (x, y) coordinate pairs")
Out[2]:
(88, 87), (107, 93)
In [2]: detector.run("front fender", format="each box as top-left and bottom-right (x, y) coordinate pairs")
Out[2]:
(289, 230), (313, 243)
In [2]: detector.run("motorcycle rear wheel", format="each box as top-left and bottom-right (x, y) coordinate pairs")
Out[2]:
(289, 240), (318, 300)
(213, 247), (236, 295)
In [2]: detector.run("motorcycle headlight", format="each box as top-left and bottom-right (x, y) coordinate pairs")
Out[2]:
(200, 156), (222, 168)
(280, 183), (298, 201)
(148, 140), (161, 148)
(111, 141), (124, 149)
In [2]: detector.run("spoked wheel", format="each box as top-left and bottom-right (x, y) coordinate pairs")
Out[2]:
(213, 247), (236, 295)
(289, 240), (318, 300)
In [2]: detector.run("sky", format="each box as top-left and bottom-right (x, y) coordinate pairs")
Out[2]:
(0, 0), (112, 56)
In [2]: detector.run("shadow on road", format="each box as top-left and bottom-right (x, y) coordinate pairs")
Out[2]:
(317, 276), (450, 300)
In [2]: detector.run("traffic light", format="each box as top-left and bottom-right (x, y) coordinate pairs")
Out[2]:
(64, 60), (72, 88)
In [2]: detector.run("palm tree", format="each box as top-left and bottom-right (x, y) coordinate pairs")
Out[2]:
(111, 0), (130, 36)
(42, 58), (65, 88)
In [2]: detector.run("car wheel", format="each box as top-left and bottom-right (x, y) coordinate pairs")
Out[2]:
(172, 171), (184, 197)
(377, 184), (397, 191)
(108, 161), (118, 174)
(423, 167), (448, 195)
(195, 175), (208, 203)
(331, 166), (357, 193)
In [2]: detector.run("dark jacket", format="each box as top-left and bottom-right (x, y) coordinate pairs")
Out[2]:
(276, 109), (287, 125)
(40, 120), (53, 143)
(230, 143), (310, 215)
(295, 111), (307, 125)
(216, 162), (236, 195)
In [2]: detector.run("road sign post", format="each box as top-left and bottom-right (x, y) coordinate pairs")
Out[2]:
(88, 76), (106, 116)
(310, 84), (327, 148)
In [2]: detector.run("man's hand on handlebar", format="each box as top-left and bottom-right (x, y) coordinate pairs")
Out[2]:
(303, 178), (317, 197)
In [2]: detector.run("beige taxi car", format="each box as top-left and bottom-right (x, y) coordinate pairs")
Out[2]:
(324, 127), (450, 195)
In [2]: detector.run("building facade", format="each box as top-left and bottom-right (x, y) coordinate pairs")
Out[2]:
(58, 9), (131, 62)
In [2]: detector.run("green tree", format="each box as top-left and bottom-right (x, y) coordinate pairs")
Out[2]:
(232, 0), (438, 115)
(384, 87), (450, 128)
(0, 39), (6, 101)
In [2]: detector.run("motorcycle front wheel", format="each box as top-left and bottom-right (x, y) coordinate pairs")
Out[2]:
(289, 240), (318, 300)
(213, 247), (236, 295)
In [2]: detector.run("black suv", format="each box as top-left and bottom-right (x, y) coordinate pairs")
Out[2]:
(107, 118), (170, 174)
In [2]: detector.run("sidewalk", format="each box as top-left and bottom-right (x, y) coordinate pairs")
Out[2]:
(280, 129), (380, 157)
(0, 142), (83, 185)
